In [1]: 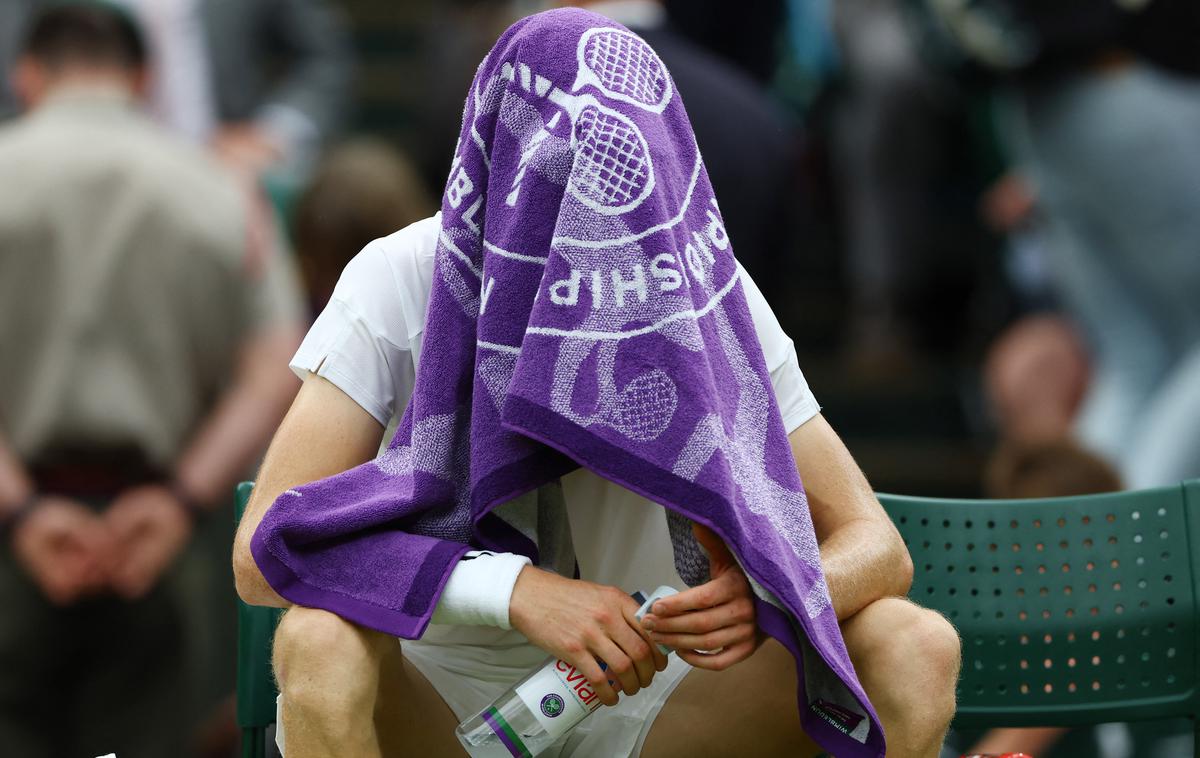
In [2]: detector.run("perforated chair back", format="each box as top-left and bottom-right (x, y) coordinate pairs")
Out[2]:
(879, 480), (1200, 751)
(235, 482), (282, 758)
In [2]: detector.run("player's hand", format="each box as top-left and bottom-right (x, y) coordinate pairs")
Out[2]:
(11, 496), (113, 605)
(509, 567), (668, 706)
(103, 485), (193, 600)
(640, 523), (763, 670)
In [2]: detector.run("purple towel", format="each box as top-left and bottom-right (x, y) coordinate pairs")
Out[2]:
(252, 9), (883, 755)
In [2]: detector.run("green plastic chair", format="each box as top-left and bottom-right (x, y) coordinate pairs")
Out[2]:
(879, 480), (1200, 754)
(235, 482), (283, 758)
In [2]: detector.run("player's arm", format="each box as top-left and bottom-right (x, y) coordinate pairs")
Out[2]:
(790, 414), (913, 620)
(643, 413), (913, 667)
(232, 372), (386, 607)
(234, 370), (666, 702)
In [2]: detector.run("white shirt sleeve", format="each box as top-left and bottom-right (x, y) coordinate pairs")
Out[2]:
(291, 217), (439, 426)
(738, 262), (822, 432)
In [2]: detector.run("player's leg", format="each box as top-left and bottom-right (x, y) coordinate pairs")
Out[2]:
(642, 596), (959, 758)
(640, 638), (822, 758)
(840, 597), (960, 756)
(375, 636), (466, 757)
(272, 606), (461, 757)
(849, 597), (960, 753)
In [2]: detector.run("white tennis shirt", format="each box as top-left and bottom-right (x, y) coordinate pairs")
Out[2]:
(289, 215), (820, 632)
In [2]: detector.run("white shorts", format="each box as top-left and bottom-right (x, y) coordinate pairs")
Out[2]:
(276, 626), (693, 757)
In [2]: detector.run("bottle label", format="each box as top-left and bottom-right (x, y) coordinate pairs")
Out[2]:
(514, 659), (604, 739)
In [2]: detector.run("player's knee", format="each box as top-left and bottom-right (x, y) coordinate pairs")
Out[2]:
(864, 599), (960, 715)
(893, 604), (960, 725)
(910, 608), (960, 706)
(273, 606), (383, 707)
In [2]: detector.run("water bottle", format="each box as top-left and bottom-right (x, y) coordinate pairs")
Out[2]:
(455, 585), (678, 757)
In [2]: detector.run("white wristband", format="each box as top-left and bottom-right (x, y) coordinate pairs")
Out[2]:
(430, 551), (532, 629)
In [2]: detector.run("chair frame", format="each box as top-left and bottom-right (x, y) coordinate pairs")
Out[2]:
(235, 482), (283, 758)
(879, 480), (1200, 755)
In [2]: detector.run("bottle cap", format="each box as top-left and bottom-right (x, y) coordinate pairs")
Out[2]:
(635, 585), (678, 655)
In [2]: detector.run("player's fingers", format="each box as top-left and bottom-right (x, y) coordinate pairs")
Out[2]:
(612, 610), (658, 688)
(642, 595), (753, 634)
(622, 603), (669, 673)
(592, 635), (640, 700)
(651, 622), (756, 653)
(574, 642), (622, 706)
(650, 571), (740, 616)
(675, 639), (757, 671)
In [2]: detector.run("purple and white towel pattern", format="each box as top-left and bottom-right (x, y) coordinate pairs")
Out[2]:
(252, 10), (883, 756)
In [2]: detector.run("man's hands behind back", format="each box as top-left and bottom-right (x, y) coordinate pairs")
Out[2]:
(104, 484), (193, 600)
(11, 496), (112, 605)
(12, 485), (194, 604)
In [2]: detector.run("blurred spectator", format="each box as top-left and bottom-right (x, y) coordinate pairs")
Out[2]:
(292, 138), (435, 313)
(978, 169), (1059, 314)
(1, 0), (353, 182)
(1018, 67), (1200, 488)
(0, 5), (303, 756)
(984, 314), (1090, 445)
(985, 438), (1121, 501)
(931, 0), (1200, 488)
(830, 0), (969, 368)
(557, 0), (799, 285)
(776, 0), (840, 113)
(663, 0), (788, 83)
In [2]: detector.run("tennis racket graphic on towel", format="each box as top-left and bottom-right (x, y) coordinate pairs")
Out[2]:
(502, 28), (666, 217)
(573, 26), (673, 114)
(496, 32), (683, 440)
(556, 100), (654, 215)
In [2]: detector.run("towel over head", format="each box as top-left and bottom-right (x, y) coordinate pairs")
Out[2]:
(252, 9), (884, 755)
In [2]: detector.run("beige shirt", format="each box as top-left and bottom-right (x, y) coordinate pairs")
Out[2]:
(0, 88), (303, 467)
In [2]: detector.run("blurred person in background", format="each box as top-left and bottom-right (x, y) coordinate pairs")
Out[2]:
(662, 0), (788, 84)
(0, 5), (304, 756)
(985, 438), (1122, 502)
(0, 0), (353, 185)
(984, 314), (1090, 447)
(830, 0), (953, 370)
(292, 137), (436, 314)
(553, 0), (800, 288)
(929, 0), (1200, 490)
